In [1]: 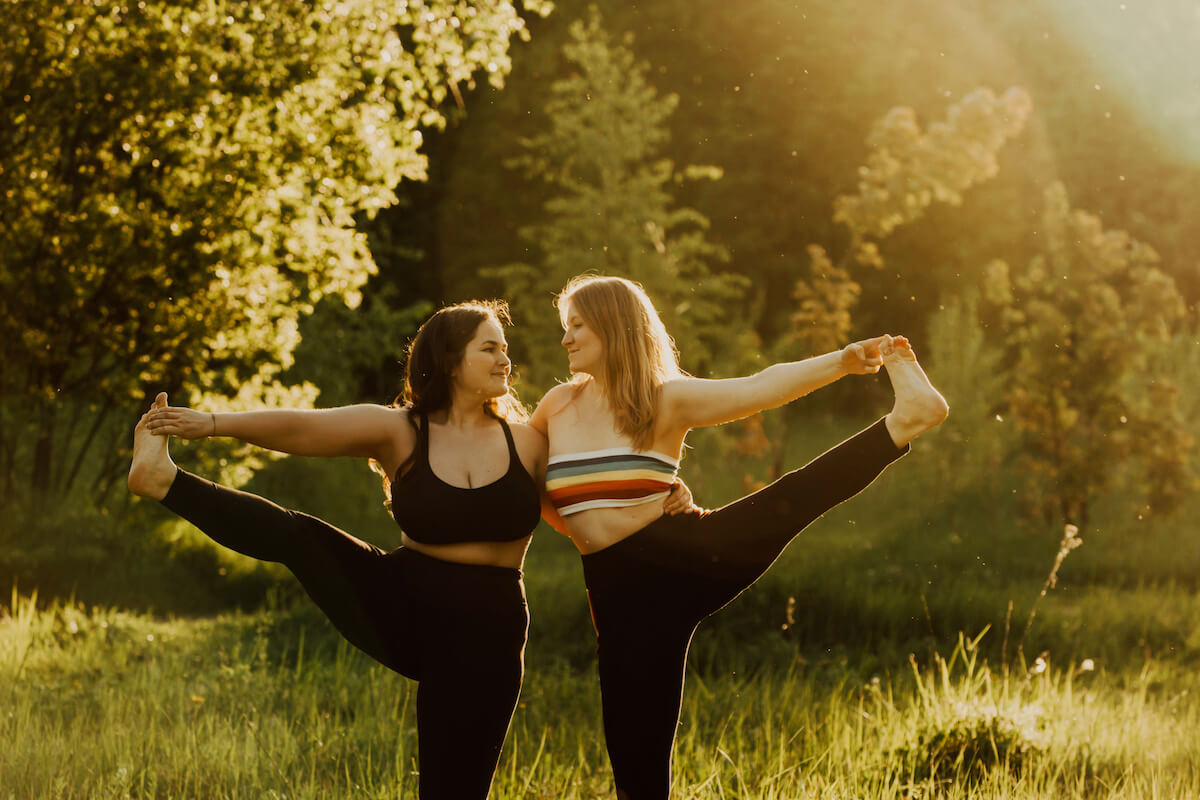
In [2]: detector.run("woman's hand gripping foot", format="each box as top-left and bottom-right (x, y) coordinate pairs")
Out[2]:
(127, 392), (179, 501)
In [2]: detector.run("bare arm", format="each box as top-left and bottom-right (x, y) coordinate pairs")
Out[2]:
(540, 491), (571, 535)
(146, 403), (410, 463)
(528, 385), (579, 534)
(518, 419), (571, 536)
(661, 337), (887, 431)
(529, 382), (574, 437)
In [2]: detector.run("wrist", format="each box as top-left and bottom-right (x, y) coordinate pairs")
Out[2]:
(832, 348), (852, 377)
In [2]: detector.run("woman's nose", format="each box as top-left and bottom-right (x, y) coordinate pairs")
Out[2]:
(561, 330), (572, 346)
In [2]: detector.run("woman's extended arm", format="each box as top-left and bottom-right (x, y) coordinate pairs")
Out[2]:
(661, 336), (890, 431)
(145, 403), (409, 462)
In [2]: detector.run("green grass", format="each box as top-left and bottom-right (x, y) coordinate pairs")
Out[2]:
(5, 411), (1200, 797)
(4, 592), (1198, 798)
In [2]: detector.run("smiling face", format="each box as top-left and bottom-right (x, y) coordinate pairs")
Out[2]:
(452, 316), (511, 401)
(560, 302), (605, 376)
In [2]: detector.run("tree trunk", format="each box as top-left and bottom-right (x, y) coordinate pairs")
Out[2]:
(30, 405), (55, 506)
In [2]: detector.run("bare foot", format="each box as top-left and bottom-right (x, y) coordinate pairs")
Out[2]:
(128, 392), (178, 500)
(881, 336), (949, 448)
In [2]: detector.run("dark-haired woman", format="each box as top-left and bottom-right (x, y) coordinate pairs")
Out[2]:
(533, 275), (949, 799)
(129, 301), (692, 799)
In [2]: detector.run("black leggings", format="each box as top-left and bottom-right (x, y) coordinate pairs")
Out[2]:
(161, 470), (528, 800)
(580, 418), (907, 799)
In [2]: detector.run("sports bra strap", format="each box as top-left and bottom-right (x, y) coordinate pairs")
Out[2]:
(497, 416), (518, 462)
(417, 412), (431, 465)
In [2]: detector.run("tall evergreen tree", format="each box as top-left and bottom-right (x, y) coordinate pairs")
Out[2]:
(488, 6), (748, 396)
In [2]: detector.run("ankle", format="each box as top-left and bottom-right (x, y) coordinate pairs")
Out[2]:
(129, 462), (177, 501)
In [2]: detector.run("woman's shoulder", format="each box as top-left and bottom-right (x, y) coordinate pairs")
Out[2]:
(380, 404), (418, 447)
(535, 380), (586, 415)
(507, 421), (549, 455)
(505, 420), (548, 480)
(381, 403), (415, 427)
(658, 375), (701, 407)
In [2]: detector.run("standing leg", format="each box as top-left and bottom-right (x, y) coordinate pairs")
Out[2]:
(596, 621), (694, 800)
(415, 661), (525, 799)
(410, 561), (528, 799)
(583, 551), (699, 800)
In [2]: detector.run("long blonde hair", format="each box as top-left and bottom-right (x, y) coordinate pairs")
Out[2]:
(557, 275), (682, 449)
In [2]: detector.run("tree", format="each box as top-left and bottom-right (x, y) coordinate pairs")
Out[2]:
(788, 87), (1033, 356)
(745, 88), (1032, 481)
(486, 5), (749, 395)
(983, 183), (1192, 526)
(0, 0), (548, 510)
(920, 289), (1015, 499)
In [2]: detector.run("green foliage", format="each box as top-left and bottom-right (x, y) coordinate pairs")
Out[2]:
(746, 90), (1030, 484)
(920, 289), (1016, 497)
(787, 244), (863, 356)
(0, 0), (546, 509)
(983, 183), (1192, 526)
(486, 6), (749, 394)
(285, 287), (433, 408)
(787, 88), (1032, 357)
(0, 502), (280, 613)
(834, 88), (1034, 240)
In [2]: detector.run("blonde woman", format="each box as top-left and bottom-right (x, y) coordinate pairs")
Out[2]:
(532, 275), (948, 799)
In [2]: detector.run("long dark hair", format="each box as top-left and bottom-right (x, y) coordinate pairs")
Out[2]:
(375, 300), (528, 494)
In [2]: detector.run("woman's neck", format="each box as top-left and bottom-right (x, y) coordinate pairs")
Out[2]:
(432, 395), (493, 429)
(577, 372), (606, 399)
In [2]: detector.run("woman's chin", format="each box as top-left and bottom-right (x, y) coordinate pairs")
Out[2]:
(472, 379), (507, 400)
(567, 358), (596, 375)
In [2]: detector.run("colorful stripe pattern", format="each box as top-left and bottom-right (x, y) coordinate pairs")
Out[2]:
(547, 447), (680, 516)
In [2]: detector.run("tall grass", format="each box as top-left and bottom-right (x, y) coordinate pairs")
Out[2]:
(4, 590), (1198, 798)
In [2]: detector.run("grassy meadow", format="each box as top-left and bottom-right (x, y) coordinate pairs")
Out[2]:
(4, 416), (1200, 798)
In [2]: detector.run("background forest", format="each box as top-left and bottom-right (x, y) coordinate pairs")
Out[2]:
(2, 0), (1199, 796)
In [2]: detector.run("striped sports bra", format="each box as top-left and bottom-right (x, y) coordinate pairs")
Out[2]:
(546, 447), (680, 516)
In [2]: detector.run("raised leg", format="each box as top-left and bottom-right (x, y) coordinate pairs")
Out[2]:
(881, 335), (949, 448)
(130, 394), (409, 675)
(127, 392), (178, 500)
(680, 416), (908, 614)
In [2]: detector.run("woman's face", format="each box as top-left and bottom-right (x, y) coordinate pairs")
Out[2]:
(452, 316), (511, 400)
(560, 302), (604, 375)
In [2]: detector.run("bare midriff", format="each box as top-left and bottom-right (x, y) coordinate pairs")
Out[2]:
(560, 502), (666, 554)
(400, 533), (532, 569)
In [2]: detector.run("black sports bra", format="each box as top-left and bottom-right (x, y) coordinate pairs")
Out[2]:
(391, 414), (541, 545)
